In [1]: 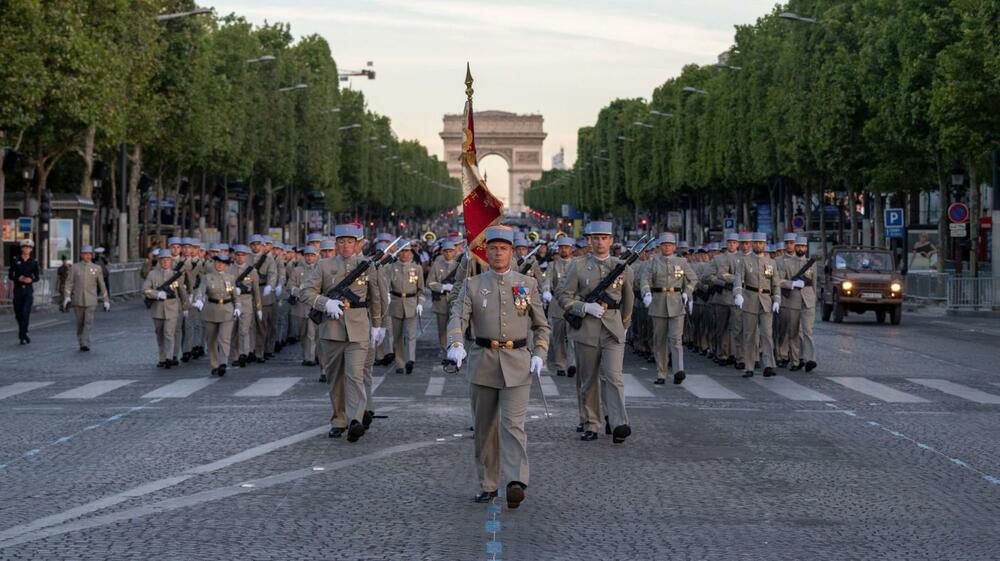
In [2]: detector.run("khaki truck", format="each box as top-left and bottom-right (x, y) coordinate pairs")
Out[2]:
(820, 246), (904, 324)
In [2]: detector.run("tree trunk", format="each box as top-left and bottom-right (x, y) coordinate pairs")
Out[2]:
(246, 174), (255, 241)
(172, 166), (182, 238)
(109, 158), (118, 254)
(935, 151), (948, 272)
(128, 144), (142, 259)
(847, 183), (858, 245)
(263, 177), (273, 233)
(199, 172), (206, 240)
(154, 175), (163, 242)
(803, 183), (812, 232)
(873, 190), (884, 248)
(969, 160), (979, 277)
(79, 126), (96, 199)
(819, 182), (828, 258)
(784, 181), (793, 234)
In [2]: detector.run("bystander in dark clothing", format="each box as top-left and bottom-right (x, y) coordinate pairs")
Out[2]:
(8, 240), (41, 344)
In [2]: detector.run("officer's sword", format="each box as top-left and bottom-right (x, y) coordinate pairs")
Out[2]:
(534, 366), (552, 419)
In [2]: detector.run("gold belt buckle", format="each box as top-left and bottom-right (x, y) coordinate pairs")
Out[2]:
(342, 299), (351, 310)
(216, 299), (223, 304)
(490, 340), (500, 349)
(600, 302), (608, 310)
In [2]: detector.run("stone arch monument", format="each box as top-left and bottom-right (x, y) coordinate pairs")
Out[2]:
(440, 110), (546, 215)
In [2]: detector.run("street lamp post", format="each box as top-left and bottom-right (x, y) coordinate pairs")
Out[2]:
(778, 11), (817, 24)
(156, 7), (213, 21)
(633, 121), (654, 129)
(246, 55), (275, 64)
(278, 83), (308, 93)
(649, 110), (673, 118)
(682, 86), (708, 95)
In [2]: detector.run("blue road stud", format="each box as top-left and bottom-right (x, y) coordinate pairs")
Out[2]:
(486, 541), (502, 554)
(485, 520), (501, 533)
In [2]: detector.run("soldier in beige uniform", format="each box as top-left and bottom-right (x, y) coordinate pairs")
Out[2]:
(426, 239), (461, 363)
(192, 253), (241, 376)
(780, 236), (818, 372)
(734, 232), (781, 378)
(708, 233), (741, 365)
(548, 237), (577, 377)
(63, 245), (111, 351)
(640, 233), (699, 385)
(386, 244), (425, 374)
(249, 235), (278, 362)
(142, 249), (187, 368)
(774, 233), (798, 367)
(447, 226), (549, 508)
(230, 245), (263, 368)
(557, 221), (635, 444)
(291, 246), (319, 368)
(300, 224), (385, 442)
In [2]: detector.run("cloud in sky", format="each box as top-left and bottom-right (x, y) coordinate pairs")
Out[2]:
(214, 0), (776, 169)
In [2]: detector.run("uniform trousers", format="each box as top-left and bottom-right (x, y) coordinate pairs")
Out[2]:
(435, 312), (449, 353)
(713, 303), (732, 358)
(255, 304), (272, 356)
(471, 382), (530, 492)
(548, 316), (574, 372)
(390, 316), (418, 368)
(204, 319), (233, 369)
(652, 315), (685, 378)
(319, 338), (368, 429)
(298, 316), (316, 362)
(73, 306), (96, 347)
(742, 307), (775, 370)
(152, 315), (179, 361)
(574, 330), (629, 433)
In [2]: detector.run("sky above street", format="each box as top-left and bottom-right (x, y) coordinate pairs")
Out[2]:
(214, 0), (777, 177)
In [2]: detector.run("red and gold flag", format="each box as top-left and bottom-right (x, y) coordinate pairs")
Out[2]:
(459, 64), (504, 264)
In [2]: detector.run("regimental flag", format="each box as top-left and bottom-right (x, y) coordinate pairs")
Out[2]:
(459, 64), (504, 264)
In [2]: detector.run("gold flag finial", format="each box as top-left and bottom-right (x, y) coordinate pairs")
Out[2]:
(465, 62), (474, 101)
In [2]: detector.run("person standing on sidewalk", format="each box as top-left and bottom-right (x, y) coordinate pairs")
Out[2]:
(8, 239), (41, 344)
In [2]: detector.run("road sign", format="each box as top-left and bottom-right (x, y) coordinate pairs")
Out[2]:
(791, 215), (805, 230)
(947, 202), (969, 224)
(17, 217), (33, 233)
(884, 208), (904, 228)
(724, 218), (736, 230)
(949, 223), (967, 238)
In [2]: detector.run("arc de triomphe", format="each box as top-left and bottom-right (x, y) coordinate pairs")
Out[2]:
(440, 111), (546, 215)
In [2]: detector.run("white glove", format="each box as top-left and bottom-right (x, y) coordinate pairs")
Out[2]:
(542, 290), (553, 303)
(234, 286), (241, 296)
(387, 293), (392, 303)
(530, 356), (544, 376)
(276, 284), (283, 297)
(188, 294), (193, 304)
(772, 302), (780, 313)
(103, 301), (111, 312)
(263, 285), (272, 297)
(682, 292), (689, 306)
(63, 297), (71, 307)
(734, 294), (744, 309)
(324, 299), (343, 319)
(233, 308), (242, 318)
(416, 304), (423, 317)
(370, 327), (386, 346)
(687, 299), (694, 315)
(183, 310), (188, 318)
(447, 345), (467, 368)
(256, 310), (263, 321)
(583, 302), (605, 318)
(377, 327), (388, 345)
(642, 293), (653, 308)
(441, 283), (454, 292)
(792, 280), (805, 289)
(156, 290), (167, 300)
(194, 299), (204, 311)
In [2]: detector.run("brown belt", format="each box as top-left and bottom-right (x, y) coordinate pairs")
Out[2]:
(390, 291), (417, 298)
(650, 287), (678, 293)
(744, 286), (771, 295)
(213, 298), (233, 305)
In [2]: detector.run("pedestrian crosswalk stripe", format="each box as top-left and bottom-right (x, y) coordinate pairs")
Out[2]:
(908, 379), (1000, 405)
(142, 378), (218, 399)
(234, 377), (301, 397)
(0, 382), (54, 400)
(826, 377), (929, 403)
(623, 373), (655, 398)
(681, 375), (744, 400)
(754, 376), (835, 401)
(538, 376), (559, 397)
(425, 377), (445, 396)
(372, 376), (385, 393)
(52, 380), (136, 399)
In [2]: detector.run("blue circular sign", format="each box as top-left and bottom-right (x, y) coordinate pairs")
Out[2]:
(948, 203), (969, 224)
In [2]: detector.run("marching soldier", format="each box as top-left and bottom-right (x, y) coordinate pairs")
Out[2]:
(192, 253), (240, 376)
(557, 221), (634, 444)
(734, 232), (781, 378)
(386, 243), (425, 374)
(143, 249), (187, 368)
(775, 233), (798, 367)
(249, 235), (278, 362)
(291, 246), (320, 368)
(63, 245), (111, 351)
(446, 226), (549, 507)
(426, 238), (461, 363)
(548, 237), (577, 377)
(231, 245), (263, 368)
(709, 233), (741, 365)
(183, 239), (206, 361)
(319, 239), (336, 260)
(300, 224), (385, 442)
(779, 236), (818, 372)
(640, 232), (698, 385)
(271, 241), (289, 352)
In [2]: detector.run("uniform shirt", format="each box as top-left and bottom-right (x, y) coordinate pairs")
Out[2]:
(289, 262), (314, 319)
(8, 255), (40, 292)
(64, 262), (109, 307)
(557, 254), (635, 345)
(734, 252), (781, 313)
(197, 268), (240, 322)
(142, 266), (188, 319)
(548, 255), (575, 320)
(640, 254), (698, 318)
(300, 254), (383, 343)
(230, 261), (263, 315)
(253, 251), (278, 305)
(777, 254), (816, 310)
(447, 269), (550, 389)
(426, 255), (460, 314)
(514, 256), (549, 292)
(386, 260), (426, 319)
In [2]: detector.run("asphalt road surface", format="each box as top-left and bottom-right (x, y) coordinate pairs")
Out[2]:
(1, 302), (998, 560)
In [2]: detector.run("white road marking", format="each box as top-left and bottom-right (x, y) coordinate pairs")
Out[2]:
(0, 319), (64, 334)
(142, 378), (218, 399)
(51, 380), (135, 399)
(0, 382), (53, 400)
(754, 376), (835, 401)
(538, 376), (559, 397)
(372, 376), (385, 393)
(425, 377), (445, 396)
(908, 379), (1000, 405)
(234, 377), (301, 397)
(623, 373), (655, 398)
(681, 375), (744, 400)
(826, 377), (929, 403)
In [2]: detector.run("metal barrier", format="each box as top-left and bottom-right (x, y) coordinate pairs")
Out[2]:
(904, 272), (949, 303)
(107, 264), (145, 297)
(947, 276), (996, 311)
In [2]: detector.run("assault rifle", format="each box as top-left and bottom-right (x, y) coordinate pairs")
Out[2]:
(780, 257), (816, 298)
(308, 237), (405, 325)
(566, 235), (650, 330)
(144, 264), (186, 309)
(516, 244), (542, 274)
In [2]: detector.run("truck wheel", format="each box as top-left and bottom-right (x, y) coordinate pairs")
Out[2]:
(876, 310), (886, 323)
(822, 302), (832, 322)
(890, 304), (902, 325)
(834, 303), (845, 323)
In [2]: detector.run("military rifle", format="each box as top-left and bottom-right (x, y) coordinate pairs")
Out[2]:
(781, 257), (817, 298)
(144, 268), (187, 309)
(308, 237), (405, 325)
(565, 235), (650, 330)
(516, 244), (542, 274)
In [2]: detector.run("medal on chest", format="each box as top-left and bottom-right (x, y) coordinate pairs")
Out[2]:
(512, 285), (530, 315)
(480, 288), (491, 309)
(673, 264), (683, 279)
(764, 263), (774, 278)
(407, 267), (418, 285)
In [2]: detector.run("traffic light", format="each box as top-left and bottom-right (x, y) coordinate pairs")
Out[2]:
(639, 218), (649, 230)
(40, 190), (52, 223)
